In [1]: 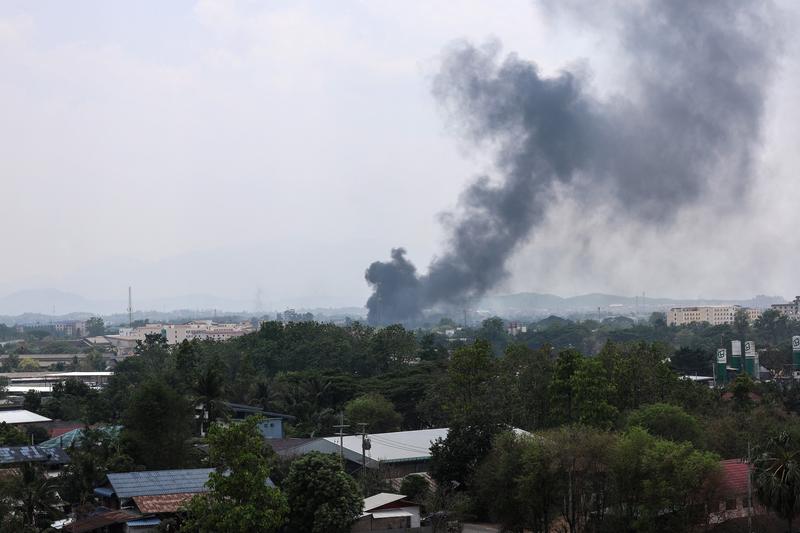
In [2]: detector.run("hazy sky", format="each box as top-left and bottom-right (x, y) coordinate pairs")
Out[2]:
(1, 1), (799, 311)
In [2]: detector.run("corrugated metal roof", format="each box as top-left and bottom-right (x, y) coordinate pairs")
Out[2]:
(40, 426), (121, 450)
(132, 493), (198, 514)
(322, 428), (448, 464)
(0, 446), (70, 465)
(126, 517), (162, 527)
(65, 509), (139, 533)
(0, 409), (51, 424)
(372, 510), (413, 519)
(363, 493), (408, 512)
(107, 468), (213, 498)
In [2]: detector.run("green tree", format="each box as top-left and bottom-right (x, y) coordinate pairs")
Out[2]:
(283, 452), (363, 533)
(18, 358), (38, 372)
(478, 317), (509, 354)
(14, 462), (63, 529)
(344, 393), (402, 433)
(2, 353), (19, 372)
(733, 308), (750, 340)
(571, 357), (618, 429)
(627, 403), (702, 446)
(754, 308), (790, 346)
(0, 422), (27, 446)
(418, 332), (448, 362)
(549, 426), (616, 533)
(444, 340), (495, 423)
(193, 355), (227, 436)
(369, 324), (417, 374)
(86, 317), (106, 337)
(475, 431), (558, 532)
(122, 378), (193, 469)
(182, 417), (288, 533)
(549, 350), (583, 424)
(754, 431), (800, 533)
(496, 344), (553, 430)
(22, 390), (41, 413)
(399, 474), (431, 503)
(79, 350), (106, 372)
(611, 427), (721, 532)
(429, 422), (502, 490)
(59, 427), (134, 506)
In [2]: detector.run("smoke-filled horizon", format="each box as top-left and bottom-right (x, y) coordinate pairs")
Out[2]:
(365, 0), (779, 325)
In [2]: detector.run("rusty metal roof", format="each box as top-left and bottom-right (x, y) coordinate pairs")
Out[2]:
(132, 493), (199, 514)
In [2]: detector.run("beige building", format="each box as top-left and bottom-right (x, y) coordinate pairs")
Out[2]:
(667, 305), (762, 326)
(116, 320), (254, 345)
(771, 296), (800, 320)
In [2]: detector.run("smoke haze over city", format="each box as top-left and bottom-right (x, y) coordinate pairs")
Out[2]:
(2, 1), (800, 314)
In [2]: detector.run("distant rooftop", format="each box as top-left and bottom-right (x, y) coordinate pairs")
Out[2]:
(106, 468), (214, 499)
(0, 409), (50, 424)
(322, 428), (449, 464)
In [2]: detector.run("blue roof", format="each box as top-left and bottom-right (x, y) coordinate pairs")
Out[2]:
(94, 487), (114, 497)
(0, 446), (70, 465)
(127, 517), (162, 527)
(106, 468), (213, 498)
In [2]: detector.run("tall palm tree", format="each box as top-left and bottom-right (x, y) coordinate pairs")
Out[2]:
(15, 462), (62, 529)
(754, 432), (800, 532)
(194, 360), (226, 436)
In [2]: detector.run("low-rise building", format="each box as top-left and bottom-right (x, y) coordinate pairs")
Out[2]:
(709, 459), (765, 526)
(667, 305), (762, 326)
(772, 296), (800, 320)
(352, 493), (422, 532)
(272, 428), (449, 478)
(115, 321), (254, 346)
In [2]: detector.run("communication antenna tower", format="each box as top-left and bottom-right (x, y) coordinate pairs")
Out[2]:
(128, 286), (133, 328)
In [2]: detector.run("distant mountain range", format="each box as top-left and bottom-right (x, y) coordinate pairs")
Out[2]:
(0, 288), (789, 325)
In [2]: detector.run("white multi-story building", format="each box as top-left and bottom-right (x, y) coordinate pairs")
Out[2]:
(772, 297), (800, 320)
(667, 305), (762, 326)
(116, 320), (254, 345)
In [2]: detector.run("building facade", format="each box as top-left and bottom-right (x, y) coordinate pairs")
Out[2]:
(771, 296), (800, 320)
(116, 320), (254, 345)
(667, 305), (762, 326)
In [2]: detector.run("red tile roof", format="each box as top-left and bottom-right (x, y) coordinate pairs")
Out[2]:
(719, 459), (750, 496)
(133, 493), (199, 514)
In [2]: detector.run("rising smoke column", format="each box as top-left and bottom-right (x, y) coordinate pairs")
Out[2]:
(366, 0), (778, 325)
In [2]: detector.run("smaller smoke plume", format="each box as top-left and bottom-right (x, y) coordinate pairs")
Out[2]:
(366, 0), (777, 325)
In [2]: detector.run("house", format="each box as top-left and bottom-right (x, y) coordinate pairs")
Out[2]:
(0, 445), (69, 468)
(222, 402), (295, 439)
(273, 428), (450, 478)
(94, 468), (214, 529)
(63, 508), (141, 533)
(352, 493), (422, 532)
(709, 459), (765, 525)
(39, 426), (122, 450)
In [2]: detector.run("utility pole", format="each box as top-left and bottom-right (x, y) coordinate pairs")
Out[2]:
(333, 412), (349, 466)
(357, 422), (370, 481)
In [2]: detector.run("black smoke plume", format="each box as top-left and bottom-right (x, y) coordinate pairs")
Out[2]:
(366, 0), (778, 325)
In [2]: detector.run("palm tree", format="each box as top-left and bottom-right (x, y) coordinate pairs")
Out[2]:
(754, 432), (800, 532)
(194, 356), (227, 436)
(15, 462), (63, 529)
